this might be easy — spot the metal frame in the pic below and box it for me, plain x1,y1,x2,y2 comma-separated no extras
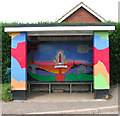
28,81,93,95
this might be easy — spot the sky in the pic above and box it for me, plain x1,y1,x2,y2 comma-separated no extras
0,0,119,23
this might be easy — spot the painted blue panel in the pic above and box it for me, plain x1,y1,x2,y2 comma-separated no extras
94,35,109,50
11,57,27,83
11,32,27,48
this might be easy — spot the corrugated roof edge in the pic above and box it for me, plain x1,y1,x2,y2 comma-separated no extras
4,23,116,27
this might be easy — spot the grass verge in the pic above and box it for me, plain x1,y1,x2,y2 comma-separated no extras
1,83,13,101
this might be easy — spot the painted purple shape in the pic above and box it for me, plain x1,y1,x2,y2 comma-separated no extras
28,66,93,76
28,67,57,75
36,69,57,75
28,68,31,72
64,66,93,75
64,66,80,75
86,66,93,73
28,68,57,75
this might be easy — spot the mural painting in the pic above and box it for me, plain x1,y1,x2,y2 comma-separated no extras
11,32,27,90
93,31,110,89
27,41,93,81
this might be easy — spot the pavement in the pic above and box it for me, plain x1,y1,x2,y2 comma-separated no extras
1,86,119,115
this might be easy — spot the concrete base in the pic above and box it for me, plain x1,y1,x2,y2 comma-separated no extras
12,90,27,100
94,89,109,99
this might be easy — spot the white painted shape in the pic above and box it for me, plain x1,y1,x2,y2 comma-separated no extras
5,26,115,32
54,65,67,68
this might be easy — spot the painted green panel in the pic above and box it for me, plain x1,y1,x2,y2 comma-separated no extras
28,72,56,81
65,73,93,81
94,31,109,39
28,72,93,81
94,73,109,89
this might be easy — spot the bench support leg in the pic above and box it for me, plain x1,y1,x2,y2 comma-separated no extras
70,84,72,93
49,84,51,94
28,84,30,96
91,84,92,93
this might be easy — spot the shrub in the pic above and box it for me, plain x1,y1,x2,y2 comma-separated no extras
109,23,120,86
2,83,13,101
2,23,11,83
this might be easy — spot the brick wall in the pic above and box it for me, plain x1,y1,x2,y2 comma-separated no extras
63,7,101,23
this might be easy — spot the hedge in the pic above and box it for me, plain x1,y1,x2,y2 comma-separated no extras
109,23,120,85
2,23,11,83
1,22,120,86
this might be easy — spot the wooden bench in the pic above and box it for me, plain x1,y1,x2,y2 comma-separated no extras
28,81,93,94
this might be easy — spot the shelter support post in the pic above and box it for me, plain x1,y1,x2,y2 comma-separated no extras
10,32,27,100
93,31,110,99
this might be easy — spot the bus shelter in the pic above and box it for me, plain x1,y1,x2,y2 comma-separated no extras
4,23,115,100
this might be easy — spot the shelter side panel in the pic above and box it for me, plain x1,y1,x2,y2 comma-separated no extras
11,32,27,90
93,31,110,89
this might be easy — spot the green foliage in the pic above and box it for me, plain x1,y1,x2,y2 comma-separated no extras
2,23,11,83
109,23,120,86
2,83,13,101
